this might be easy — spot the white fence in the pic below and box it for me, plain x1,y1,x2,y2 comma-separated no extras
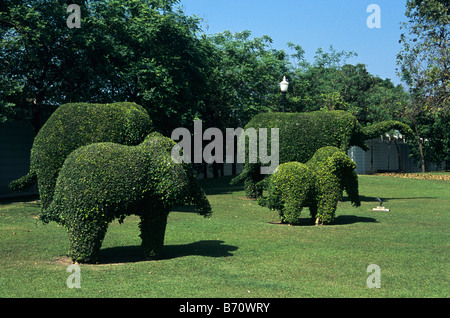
348,138,416,174
348,137,445,174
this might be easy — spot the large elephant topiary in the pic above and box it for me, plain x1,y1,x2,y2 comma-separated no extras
9,102,153,221
47,132,212,263
259,146,360,225
232,110,413,198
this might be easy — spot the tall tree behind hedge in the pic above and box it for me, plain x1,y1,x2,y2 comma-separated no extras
0,0,207,135
195,30,290,177
397,0,449,172
1,0,91,133
200,30,290,128
286,46,409,126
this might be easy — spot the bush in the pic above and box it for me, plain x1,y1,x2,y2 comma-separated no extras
233,110,366,198
245,111,367,162
48,132,212,263
260,162,316,225
233,110,413,198
10,102,153,220
259,146,360,225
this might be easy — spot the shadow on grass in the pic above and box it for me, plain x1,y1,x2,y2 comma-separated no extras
269,215,378,227
343,195,438,204
198,176,244,196
98,240,238,264
333,215,378,225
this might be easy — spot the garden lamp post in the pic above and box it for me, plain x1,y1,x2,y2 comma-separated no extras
280,76,289,112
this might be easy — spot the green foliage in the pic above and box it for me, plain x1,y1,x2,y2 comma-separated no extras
245,110,368,162
48,132,212,263
234,110,367,198
285,47,411,125
200,30,290,128
9,102,153,217
396,0,449,171
8,171,37,192
362,120,415,140
398,0,449,114
407,114,450,170
260,162,315,225
0,0,207,134
429,116,450,167
235,110,413,198
260,147,360,225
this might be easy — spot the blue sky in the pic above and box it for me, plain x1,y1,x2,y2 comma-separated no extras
180,0,408,85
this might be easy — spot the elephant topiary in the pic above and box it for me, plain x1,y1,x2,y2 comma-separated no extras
258,146,360,225
47,132,212,263
9,102,153,222
232,110,413,198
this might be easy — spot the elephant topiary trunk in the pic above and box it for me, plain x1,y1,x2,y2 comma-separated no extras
259,146,360,225
47,132,212,263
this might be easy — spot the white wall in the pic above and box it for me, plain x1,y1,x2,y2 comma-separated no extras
348,138,432,174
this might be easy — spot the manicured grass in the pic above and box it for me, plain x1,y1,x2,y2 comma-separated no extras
0,175,448,298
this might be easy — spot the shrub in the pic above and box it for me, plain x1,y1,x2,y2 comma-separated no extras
233,110,413,198
48,132,212,263
260,162,316,225
259,146,360,225
9,102,153,221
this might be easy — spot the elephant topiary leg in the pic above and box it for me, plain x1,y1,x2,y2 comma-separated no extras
67,219,109,264
315,195,338,225
244,163,265,199
309,204,318,224
244,178,263,199
139,211,169,259
281,200,304,225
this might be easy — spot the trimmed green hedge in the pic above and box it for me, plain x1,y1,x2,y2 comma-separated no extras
233,110,413,198
48,132,212,263
243,111,368,163
259,146,360,225
9,102,153,221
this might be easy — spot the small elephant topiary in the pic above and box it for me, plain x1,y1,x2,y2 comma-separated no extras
47,132,212,263
259,146,360,225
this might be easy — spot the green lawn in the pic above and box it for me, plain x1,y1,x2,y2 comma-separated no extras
0,175,448,298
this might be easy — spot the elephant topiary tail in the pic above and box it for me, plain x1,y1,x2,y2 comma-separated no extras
8,171,37,191
189,178,212,218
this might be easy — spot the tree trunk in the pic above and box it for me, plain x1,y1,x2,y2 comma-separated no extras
394,139,402,172
370,139,374,174
212,161,219,178
387,138,391,171
418,139,426,173
30,100,41,135
413,121,426,173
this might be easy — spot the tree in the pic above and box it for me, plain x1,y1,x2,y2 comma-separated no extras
397,0,450,172
1,0,91,133
0,0,207,135
285,46,387,117
201,30,289,128
197,30,290,177
363,79,410,172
